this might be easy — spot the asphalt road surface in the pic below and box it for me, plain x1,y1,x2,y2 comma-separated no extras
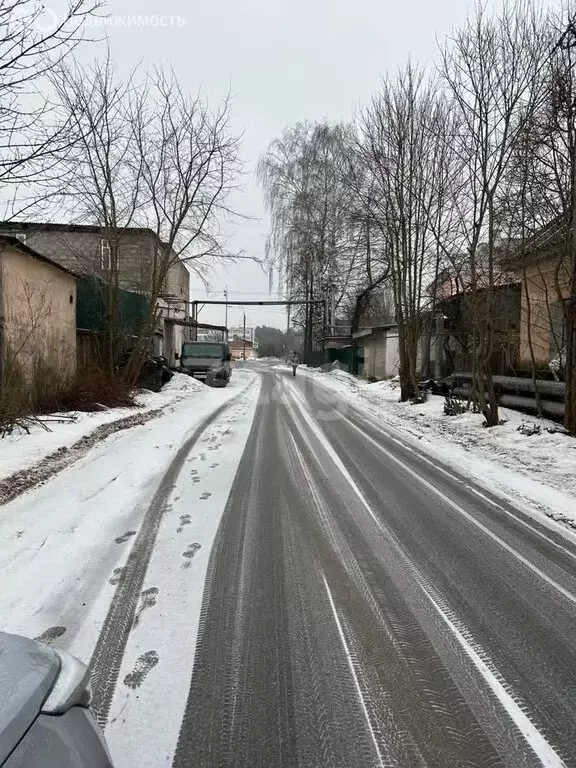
172,367,576,768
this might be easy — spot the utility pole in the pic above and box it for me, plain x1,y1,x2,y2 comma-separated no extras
224,287,228,328
330,283,336,336
243,311,246,360
192,301,198,341
286,301,291,356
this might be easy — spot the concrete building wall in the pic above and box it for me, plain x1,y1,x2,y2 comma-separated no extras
162,321,195,367
1,229,157,294
0,245,76,386
230,338,255,360
0,227,191,364
0,225,191,301
165,258,190,303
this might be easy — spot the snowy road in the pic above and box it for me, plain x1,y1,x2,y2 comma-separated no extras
173,367,576,768
2,364,576,767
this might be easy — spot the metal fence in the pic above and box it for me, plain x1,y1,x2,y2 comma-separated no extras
76,277,148,333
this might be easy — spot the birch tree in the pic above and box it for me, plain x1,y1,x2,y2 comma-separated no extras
258,122,360,355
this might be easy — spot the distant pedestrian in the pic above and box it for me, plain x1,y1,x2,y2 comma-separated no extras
289,352,299,377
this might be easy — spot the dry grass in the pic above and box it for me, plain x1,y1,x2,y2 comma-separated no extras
58,368,136,412
1,353,136,436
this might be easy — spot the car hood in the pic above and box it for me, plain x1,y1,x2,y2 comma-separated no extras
0,632,60,763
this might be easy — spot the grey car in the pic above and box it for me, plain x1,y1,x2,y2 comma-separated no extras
0,632,113,767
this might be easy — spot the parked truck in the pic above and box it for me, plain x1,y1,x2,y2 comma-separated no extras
176,341,232,387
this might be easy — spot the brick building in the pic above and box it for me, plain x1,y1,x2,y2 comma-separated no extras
0,223,192,365
230,335,256,360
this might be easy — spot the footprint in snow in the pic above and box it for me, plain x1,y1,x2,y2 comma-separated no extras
210,463,219,469
199,492,212,500
182,543,201,568
132,587,159,628
177,514,191,533
115,530,136,544
35,626,66,645
192,476,201,484
123,650,159,689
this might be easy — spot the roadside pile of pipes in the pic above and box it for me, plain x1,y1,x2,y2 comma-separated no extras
450,373,565,422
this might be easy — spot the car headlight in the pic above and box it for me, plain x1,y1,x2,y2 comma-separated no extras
41,649,92,714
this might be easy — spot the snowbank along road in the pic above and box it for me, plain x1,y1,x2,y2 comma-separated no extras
2,363,576,768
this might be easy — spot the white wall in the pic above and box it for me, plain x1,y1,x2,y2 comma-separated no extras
363,329,400,379
385,329,400,378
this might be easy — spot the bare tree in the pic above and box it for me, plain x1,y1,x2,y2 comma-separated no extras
49,61,242,383
358,65,451,400
50,54,144,375
440,0,550,425
125,70,242,381
506,7,576,435
339,148,391,335
0,0,100,215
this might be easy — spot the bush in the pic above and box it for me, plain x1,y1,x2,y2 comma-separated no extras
0,353,32,436
444,396,470,416
411,387,428,405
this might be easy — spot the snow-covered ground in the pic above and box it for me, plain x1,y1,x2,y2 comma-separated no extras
299,367,576,529
104,381,260,768
0,371,259,660
0,373,206,482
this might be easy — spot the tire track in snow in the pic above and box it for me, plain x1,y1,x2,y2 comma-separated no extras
88,380,256,728
287,373,570,766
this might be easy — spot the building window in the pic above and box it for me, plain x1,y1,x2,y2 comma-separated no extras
100,239,118,271
100,239,111,270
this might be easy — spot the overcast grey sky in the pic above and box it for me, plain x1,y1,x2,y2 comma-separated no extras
83,0,556,329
